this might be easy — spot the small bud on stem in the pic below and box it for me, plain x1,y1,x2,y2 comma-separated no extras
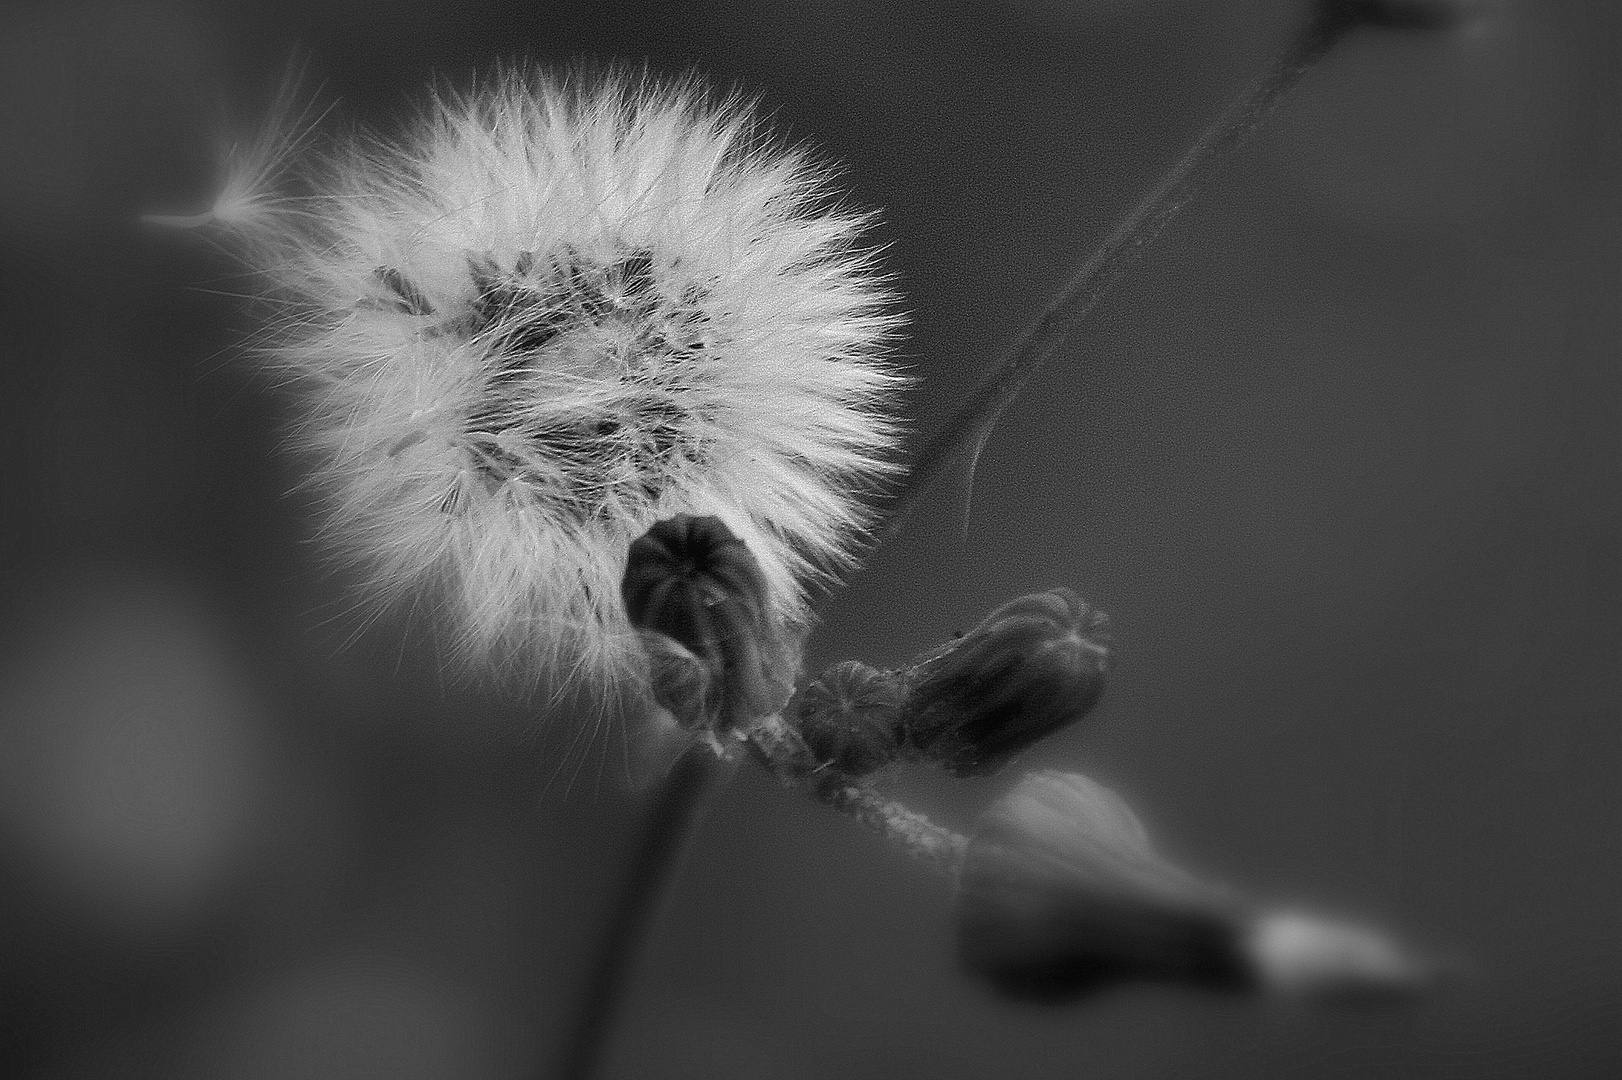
900,589,1111,776
623,515,797,730
787,660,907,776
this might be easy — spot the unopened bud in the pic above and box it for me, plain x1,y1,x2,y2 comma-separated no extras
787,660,906,777
900,589,1110,777
955,771,1252,1001
622,515,794,728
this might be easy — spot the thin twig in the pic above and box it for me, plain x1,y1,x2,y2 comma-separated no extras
876,7,1359,544
744,713,970,871
553,743,736,1080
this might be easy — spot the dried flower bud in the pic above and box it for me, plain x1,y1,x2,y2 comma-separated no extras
623,515,795,728
900,589,1110,777
787,660,906,776
955,771,1253,1001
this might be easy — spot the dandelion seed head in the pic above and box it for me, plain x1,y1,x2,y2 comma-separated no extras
228,70,902,694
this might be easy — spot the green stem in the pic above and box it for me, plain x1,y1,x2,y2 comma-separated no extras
877,8,1358,543
553,743,735,1080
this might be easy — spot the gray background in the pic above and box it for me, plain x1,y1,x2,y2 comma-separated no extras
0,0,1617,1077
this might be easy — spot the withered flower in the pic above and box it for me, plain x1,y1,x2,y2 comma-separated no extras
955,771,1252,1001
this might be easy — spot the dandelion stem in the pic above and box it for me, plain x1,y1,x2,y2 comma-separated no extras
554,742,735,1080
878,6,1360,543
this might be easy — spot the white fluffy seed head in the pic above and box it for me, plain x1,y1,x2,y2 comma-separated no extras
222,69,904,694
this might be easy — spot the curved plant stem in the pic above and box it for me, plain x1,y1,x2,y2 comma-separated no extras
554,743,736,1080
876,7,1360,544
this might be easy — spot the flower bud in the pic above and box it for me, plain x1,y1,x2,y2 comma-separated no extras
622,515,795,728
955,771,1254,1001
787,660,906,777
900,589,1110,777
957,771,1435,1005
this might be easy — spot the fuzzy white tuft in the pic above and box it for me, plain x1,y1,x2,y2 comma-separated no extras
144,59,328,232
223,70,903,692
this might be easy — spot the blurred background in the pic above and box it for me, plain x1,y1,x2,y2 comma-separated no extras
0,0,1617,1076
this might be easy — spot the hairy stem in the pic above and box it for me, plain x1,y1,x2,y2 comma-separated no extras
554,743,735,1080
815,779,968,871
877,7,1359,543
744,714,969,871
